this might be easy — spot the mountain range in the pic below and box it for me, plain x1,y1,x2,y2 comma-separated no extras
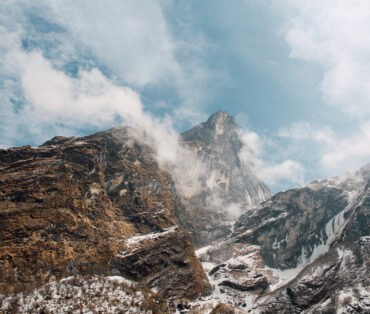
0,111,368,313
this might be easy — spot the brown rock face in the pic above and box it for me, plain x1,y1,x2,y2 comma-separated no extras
0,127,209,299
210,303,237,314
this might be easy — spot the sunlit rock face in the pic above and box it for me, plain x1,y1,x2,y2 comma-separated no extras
0,127,210,301
179,110,271,247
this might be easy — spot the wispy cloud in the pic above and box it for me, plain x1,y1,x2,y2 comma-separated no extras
278,122,333,144
48,0,180,87
0,0,211,148
46,0,211,124
320,123,370,173
269,0,370,178
278,120,370,177
282,0,370,120
0,49,144,146
239,130,305,187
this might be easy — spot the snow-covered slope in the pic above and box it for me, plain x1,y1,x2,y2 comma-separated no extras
190,164,370,313
252,179,370,313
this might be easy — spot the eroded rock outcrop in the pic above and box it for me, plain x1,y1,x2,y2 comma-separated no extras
0,127,209,301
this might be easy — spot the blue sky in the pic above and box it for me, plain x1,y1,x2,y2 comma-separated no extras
1,0,370,193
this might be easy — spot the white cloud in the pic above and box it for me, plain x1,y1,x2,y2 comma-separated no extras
269,1,370,179
260,160,305,186
282,0,370,119
0,0,211,130
1,49,143,144
278,121,333,143
320,122,370,174
278,120,370,177
46,0,211,123
240,131,262,155
239,130,305,186
48,0,180,88
20,52,143,126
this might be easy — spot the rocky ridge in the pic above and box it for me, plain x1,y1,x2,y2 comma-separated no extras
0,111,369,313
252,179,370,313
0,127,209,308
179,110,271,247
195,163,370,312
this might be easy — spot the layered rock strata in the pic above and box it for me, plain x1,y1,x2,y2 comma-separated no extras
0,127,209,300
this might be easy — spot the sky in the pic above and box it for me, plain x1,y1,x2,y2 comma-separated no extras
1,0,370,193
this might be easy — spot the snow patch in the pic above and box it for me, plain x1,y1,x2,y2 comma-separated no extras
258,187,266,202
115,225,178,259
195,246,212,258
245,190,252,207
267,265,305,291
106,276,135,287
126,225,177,247
336,247,354,260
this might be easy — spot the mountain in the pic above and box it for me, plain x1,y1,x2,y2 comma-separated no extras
0,111,369,313
253,179,370,313
196,163,370,312
232,163,370,270
178,110,271,246
0,127,209,312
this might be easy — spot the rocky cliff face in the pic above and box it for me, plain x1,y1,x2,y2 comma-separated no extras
179,110,271,247
232,164,370,270
0,127,209,304
253,180,370,313
234,184,348,269
194,164,370,312
0,111,369,313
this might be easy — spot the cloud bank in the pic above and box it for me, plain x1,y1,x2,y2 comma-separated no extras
239,131,305,186
283,0,370,119
275,0,370,177
0,0,210,148
5,0,369,195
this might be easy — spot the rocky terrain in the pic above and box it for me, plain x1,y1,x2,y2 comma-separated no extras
179,111,271,247
0,276,170,313
0,127,209,310
196,163,370,313
0,111,369,313
253,179,370,313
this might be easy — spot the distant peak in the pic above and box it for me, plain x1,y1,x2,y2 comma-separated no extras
205,110,239,132
181,110,240,143
206,110,229,123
